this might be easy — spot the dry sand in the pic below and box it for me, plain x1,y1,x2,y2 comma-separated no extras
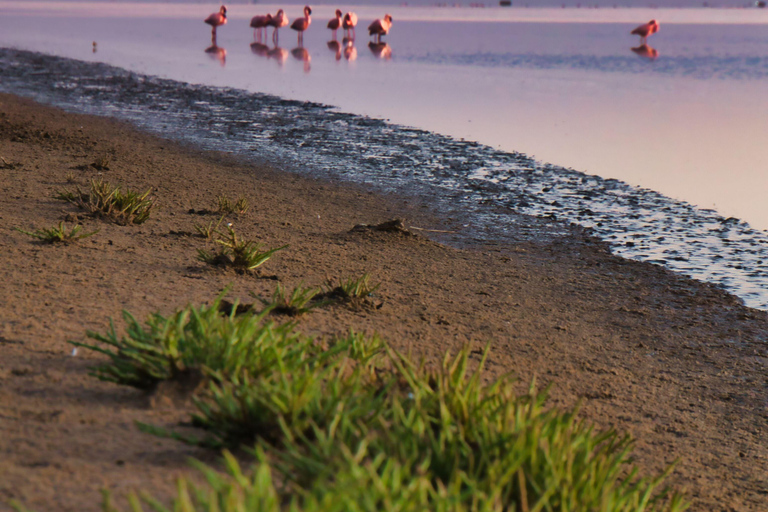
1,92,767,511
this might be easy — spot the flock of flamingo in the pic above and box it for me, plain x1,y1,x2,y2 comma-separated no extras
204,5,392,45
202,5,659,68
202,5,394,69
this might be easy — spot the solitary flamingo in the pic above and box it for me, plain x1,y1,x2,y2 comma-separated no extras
631,19,659,44
342,12,358,39
328,9,342,40
250,13,273,42
269,9,289,44
204,5,227,39
291,5,312,45
368,14,392,43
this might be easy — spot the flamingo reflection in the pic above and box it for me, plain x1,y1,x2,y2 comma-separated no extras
343,38,357,61
368,41,391,60
291,46,311,73
268,45,289,66
631,44,659,60
250,41,270,57
205,44,227,66
327,40,342,61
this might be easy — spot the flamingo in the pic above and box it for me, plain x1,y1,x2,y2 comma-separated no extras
204,5,227,39
342,12,358,39
631,19,659,44
368,14,392,43
269,9,289,44
328,9,342,40
250,13,273,42
291,5,312,45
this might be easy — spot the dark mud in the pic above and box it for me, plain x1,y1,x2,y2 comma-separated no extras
3,47,768,309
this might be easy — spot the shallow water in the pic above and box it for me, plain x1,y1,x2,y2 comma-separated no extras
2,3,768,309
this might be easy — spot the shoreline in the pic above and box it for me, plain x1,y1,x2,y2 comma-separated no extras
1,92,768,510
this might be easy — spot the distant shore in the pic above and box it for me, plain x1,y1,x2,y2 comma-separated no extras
1,92,767,511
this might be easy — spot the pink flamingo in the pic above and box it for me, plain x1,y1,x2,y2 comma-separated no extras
250,13,273,42
269,9,289,44
327,9,342,40
291,5,312,45
342,12,358,39
631,19,659,44
204,5,227,39
368,14,392,43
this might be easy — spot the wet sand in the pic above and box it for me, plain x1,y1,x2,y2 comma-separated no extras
1,92,767,511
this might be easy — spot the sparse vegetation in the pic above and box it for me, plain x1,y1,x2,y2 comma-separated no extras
69,294,302,391
193,214,225,239
91,154,111,171
197,224,286,272
128,326,686,512
217,195,249,215
15,222,98,244
56,178,155,225
256,282,325,316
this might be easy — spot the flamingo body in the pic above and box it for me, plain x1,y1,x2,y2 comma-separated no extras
269,9,289,43
291,5,312,44
368,14,392,43
342,12,358,38
630,19,659,42
204,6,227,29
250,14,273,30
328,9,342,31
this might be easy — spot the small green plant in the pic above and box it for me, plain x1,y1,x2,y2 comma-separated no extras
217,195,249,215
65,172,77,183
256,283,325,316
197,225,286,272
69,294,303,391
320,273,381,306
56,178,155,225
193,214,225,239
91,154,110,170
15,222,98,244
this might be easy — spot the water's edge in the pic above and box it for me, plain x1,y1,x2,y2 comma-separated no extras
3,48,768,309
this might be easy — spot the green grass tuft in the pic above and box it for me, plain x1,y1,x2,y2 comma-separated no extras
56,178,155,225
256,282,326,316
217,195,249,215
70,297,687,512
193,215,225,239
326,273,381,300
15,222,98,244
197,225,286,272
69,294,303,390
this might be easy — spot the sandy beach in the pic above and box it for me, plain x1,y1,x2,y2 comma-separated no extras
1,92,768,510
